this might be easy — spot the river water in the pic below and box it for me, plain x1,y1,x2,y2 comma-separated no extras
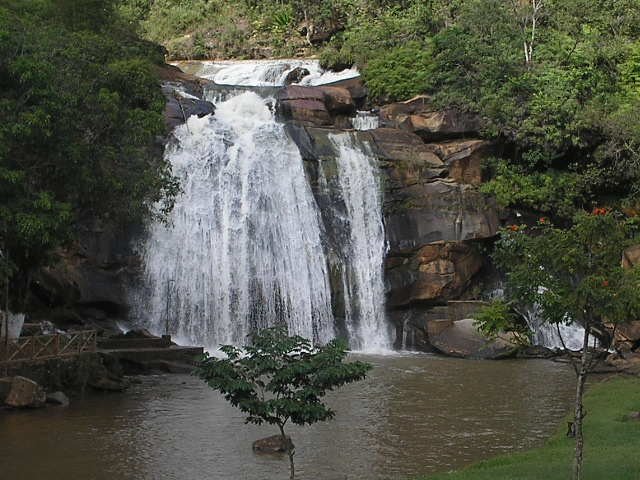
0,355,575,480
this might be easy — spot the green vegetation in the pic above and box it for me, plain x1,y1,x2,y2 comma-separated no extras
473,300,530,347
0,0,177,309
195,326,372,479
421,376,640,480
492,211,640,479
121,0,640,217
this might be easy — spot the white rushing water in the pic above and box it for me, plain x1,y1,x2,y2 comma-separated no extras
489,286,585,351
329,133,391,352
135,92,335,349
173,59,359,87
524,305,586,351
351,111,380,131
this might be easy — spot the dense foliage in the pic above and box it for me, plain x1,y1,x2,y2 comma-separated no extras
473,299,530,347
123,0,640,218
0,0,177,307
196,326,371,479
493,211,640,479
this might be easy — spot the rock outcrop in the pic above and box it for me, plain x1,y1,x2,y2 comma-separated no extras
30,225,139,332
380,95,480,141
429,319,518,359
280,84,499,351
4,376,47,408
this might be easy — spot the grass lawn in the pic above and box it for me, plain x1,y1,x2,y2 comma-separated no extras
421,376,640,480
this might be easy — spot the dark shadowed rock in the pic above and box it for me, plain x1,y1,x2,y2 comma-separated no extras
0,377,12,403
387,241,483,307
385,180,499,251
252,435,294,454
284,67,310,85
380,95,480,141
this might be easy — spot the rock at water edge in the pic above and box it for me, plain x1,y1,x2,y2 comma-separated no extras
252,435,294,454
5,376,47,408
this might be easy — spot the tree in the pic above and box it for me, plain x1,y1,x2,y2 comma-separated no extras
195,327,372,479
493,211,640,480
0,1,178,310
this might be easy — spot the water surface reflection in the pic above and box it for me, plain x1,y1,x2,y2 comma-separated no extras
0,355,575,480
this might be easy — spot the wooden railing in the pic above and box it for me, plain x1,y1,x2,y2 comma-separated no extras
0,330,97,365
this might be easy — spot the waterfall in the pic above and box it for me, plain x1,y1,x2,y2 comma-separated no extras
174,59,360,87
351,111,379,131
488,286,585,351
524,306,586,351
329,133,391,351
134,92,335,350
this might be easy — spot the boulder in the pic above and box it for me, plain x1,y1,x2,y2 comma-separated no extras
430,319,518,359
277,86,332,126
380,95,479,141
629,411,640,421
426,139,490,185
387,241,483,307
323,76,367,106
4,376,47,408
46,391,70,407
409,110,480,142
252,434,294,454
370,128,443,166
318,86,355,115
284,67,310,85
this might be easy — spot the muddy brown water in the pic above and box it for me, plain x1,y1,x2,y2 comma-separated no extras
0,354,576,480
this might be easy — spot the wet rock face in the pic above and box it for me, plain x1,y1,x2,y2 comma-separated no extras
30,225,140,331
284,88,499,352
386,242,483,308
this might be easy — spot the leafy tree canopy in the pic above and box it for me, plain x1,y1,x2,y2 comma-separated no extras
0,0,178,307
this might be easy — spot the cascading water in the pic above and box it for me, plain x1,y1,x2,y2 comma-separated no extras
351,111,380,131
489,286,585,351
524,306,586,351
329,133,391,351
174,59,360,87
134,92,335,349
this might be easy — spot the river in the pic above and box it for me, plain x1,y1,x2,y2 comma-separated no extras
0,354,575,480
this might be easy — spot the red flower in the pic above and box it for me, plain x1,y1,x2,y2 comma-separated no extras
538,217,548,224
592,207,608,216
602,280,609,287
507,225,520,232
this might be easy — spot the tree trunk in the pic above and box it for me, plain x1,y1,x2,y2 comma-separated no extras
572,324,590,480
278,424,295,479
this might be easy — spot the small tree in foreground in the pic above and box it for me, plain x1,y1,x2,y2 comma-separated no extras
493,211,640,480
195,327,372,479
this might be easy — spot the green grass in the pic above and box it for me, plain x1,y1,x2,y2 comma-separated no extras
421,376,640,480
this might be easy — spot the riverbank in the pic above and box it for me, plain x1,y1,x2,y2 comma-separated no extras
421,376,640,480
